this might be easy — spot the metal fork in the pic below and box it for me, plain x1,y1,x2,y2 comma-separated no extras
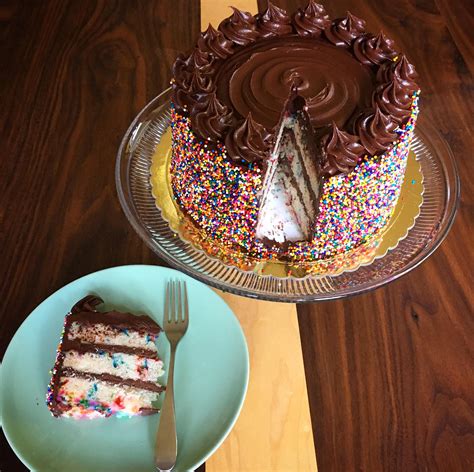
155,280,189,471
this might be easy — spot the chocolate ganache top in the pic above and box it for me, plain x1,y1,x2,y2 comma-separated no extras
171,1,419,175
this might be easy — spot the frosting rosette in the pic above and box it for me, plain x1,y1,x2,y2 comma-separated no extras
325,11,366,47
321,123,365,176
225,113,272,163
292,1,330,37
218,7,259,46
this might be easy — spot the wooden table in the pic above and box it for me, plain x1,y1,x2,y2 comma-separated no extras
1,1,472,470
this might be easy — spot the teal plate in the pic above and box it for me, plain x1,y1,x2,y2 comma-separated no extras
0,265,249,471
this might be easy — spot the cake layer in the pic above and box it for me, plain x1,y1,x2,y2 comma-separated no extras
62,350,165,382
68,321,158,352
54,375,160,418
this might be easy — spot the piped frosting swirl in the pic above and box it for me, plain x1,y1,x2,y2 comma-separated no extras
377,54,418,93
218,7,259,46
356,105,398,155
225,113,272,163
197,24,234,59
190,93,233,141
172,69,216,111
292,1,330,37
321,124,365,176
256,2,293,38
325,12,366,47
353,32,398,66
373,75,414,123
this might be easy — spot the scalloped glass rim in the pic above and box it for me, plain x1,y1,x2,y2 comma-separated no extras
116,89,460,303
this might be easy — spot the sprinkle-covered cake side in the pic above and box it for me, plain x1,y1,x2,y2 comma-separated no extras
47,296,165,419
171,92,419,262
167,1,421,265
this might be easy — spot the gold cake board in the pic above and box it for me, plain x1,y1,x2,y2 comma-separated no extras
202,2,317,471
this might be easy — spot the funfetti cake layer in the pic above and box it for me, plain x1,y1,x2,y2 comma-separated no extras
47,295,165,419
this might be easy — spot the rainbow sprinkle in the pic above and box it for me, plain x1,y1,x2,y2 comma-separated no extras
170,92,420,263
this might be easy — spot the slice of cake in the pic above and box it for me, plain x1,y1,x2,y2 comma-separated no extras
256,86,323,245
47,295,165,419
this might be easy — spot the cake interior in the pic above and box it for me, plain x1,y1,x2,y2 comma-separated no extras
47,296,165,419
256,90,322,244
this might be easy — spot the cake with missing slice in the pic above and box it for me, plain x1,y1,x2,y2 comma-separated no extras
47,296,165,418
169,1,420,265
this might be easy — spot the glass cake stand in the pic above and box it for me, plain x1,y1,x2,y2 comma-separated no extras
116,89,460,302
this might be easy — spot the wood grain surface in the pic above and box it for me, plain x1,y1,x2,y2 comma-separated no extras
1,0,473,471
209,293,317,471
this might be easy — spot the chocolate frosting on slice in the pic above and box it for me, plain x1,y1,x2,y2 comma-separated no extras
256,2,293,38
67,295,162,335
225,112,272,163
68,310,161,335
292,1,330,37
353,32,398,66
61,368,165,393
321,123,365,176
218,7,259,46
71,295,103,314
324,11,366,47
62,339,160,359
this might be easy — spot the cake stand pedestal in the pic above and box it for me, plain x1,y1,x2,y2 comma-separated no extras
116,2,459,470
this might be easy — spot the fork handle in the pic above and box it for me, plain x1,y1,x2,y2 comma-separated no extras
155,342,177,471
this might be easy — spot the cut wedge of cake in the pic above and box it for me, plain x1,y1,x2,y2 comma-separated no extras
256,86,323,245
47,295,165,418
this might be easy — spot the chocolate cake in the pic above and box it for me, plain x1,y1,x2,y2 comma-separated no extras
169,1,420,264
47,296,165,418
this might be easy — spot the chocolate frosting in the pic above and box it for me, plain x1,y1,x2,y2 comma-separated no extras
225,112,272,163
67,295,162,335
61,368,165,393
191,93,233,141
373,75,413,123
321,123,365,176
222,37,373,130
170,2,420,176
356,105,398,155
198,24,234,59
218,7,259,46
185,48,215,75
256,2,293,38
62,339,160,359
376,54,418,93
172,68,216,112
292,1,330,37
353,32,398,66
325,11,366,47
